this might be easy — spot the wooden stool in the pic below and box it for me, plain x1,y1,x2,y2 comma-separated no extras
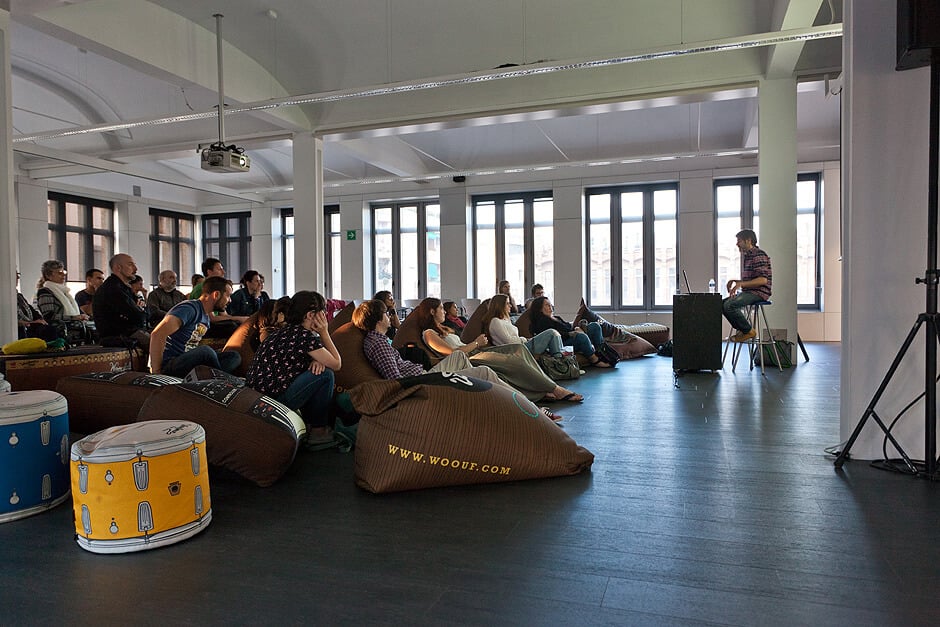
722,300,783,375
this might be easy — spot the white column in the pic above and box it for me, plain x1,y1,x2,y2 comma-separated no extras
439,185,470,302
821,163,842,341
292,133,324,292
249,205,274,294
841,0,932,459
339,195,368,300
116,201,152,281
551,180,584,317
0,7,15,342
15,182,49,299
758,77,798,355
678,171,717,295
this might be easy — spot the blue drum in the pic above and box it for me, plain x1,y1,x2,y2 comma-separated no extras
0,390,71,523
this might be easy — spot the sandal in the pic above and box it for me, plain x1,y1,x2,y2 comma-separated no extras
539,407,564,422
557,391,583,403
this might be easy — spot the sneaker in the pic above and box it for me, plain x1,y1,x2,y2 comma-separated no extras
731,328,757,343
539,407,564,422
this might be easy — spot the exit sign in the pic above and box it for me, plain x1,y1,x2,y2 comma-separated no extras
346,230,356,241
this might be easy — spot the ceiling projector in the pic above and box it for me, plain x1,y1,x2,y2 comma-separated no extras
200,146,250,173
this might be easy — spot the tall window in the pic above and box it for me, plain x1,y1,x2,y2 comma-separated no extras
47,192,114,288
472,192,553,299
371,201,440,301
202,212,250,282
714,174,820,308
585,183,677,309
324,205,341,298
281,208,294,295
150,209,195,285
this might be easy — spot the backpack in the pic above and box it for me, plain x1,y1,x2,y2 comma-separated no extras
535,353,582,380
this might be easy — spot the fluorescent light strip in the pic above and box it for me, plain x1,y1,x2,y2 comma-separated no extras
14,25,841,143
321,148,760,188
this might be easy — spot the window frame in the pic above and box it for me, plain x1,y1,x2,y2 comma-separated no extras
370,200,440,301
583,182,678,310
281,207,294,295
713,173,821,309
149,208,195,284
201,212,251,282
324,204,340,298
470,191,554,299
47,191,115,278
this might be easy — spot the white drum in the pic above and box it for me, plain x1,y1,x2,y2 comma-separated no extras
70,420,211,554
0,390,71,523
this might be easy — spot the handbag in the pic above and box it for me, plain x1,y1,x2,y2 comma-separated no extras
597,341,621,365
535,352,582,380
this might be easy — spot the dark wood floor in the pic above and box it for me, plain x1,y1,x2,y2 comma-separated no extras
4,343,940,626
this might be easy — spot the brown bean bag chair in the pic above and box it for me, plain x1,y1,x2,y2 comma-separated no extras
514,305,534,338
615,322,671,348
460,298,490,344
390,310,441,366
137,381,305,488
183,365,246,386
351,373,595,493
572,299,668,354
222,320,257,376
328,301,358,333
56,371,182,434
331,322,383,390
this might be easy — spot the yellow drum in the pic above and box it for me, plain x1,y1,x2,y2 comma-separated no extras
70,420,211,554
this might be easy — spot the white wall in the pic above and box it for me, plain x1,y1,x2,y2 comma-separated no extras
840,0,932,460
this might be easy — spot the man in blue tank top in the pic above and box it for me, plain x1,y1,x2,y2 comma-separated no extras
148,275,241,377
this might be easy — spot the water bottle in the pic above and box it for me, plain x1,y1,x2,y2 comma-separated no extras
708,278,716,294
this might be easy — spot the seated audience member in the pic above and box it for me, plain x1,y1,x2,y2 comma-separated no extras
148,276,241,377
189,258,247,335
74,268,105,317
189,258,225,300
15,270,56,341
524,283,545,309
93,253,150,350
373,290,401,339
483,294,565,357
186,273,204,299
497,279,525,314
441,300,467,332
228,270,270,317
529,296,613,368
34,259,91,339
246,291,341,448
147,270,186,325
414,298,581,403
353,299,568,420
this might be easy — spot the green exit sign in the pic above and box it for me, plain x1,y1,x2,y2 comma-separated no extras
346,230,356,241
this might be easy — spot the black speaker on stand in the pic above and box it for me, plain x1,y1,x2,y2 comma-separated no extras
835,1,940,476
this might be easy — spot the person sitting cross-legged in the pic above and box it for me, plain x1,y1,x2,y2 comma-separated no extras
149,275,242,377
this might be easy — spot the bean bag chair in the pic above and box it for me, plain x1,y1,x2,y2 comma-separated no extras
137,381,305,488
331,322,383,390
350,373,595,493
222,320,257,376
183,365,246,386
328,301,357,333
56,371,182,434
459,298,490,344
390,310,440,366
514,305,534,338
572,299,664,358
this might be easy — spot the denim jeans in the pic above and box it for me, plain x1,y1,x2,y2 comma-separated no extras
525,329,563,357
571,321,605,358
275,369,335,428
163,345,241,377
722,291,764,333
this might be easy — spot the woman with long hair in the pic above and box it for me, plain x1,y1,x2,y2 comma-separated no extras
441,300,466,332
228,270,271,317
529,296,613,368
497,280,523,313
246,291,342,449
414,297,583,403
483,294,564,357
353,300,570,418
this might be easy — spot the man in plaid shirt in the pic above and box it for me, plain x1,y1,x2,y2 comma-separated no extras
724,229,772,343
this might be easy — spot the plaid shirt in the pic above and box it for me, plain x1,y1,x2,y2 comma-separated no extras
742,246,772,300
362,330,425,379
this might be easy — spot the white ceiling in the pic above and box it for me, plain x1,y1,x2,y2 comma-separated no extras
8,0,843,208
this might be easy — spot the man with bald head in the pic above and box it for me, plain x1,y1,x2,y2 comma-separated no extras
147,269,186,325
93,253,150,351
